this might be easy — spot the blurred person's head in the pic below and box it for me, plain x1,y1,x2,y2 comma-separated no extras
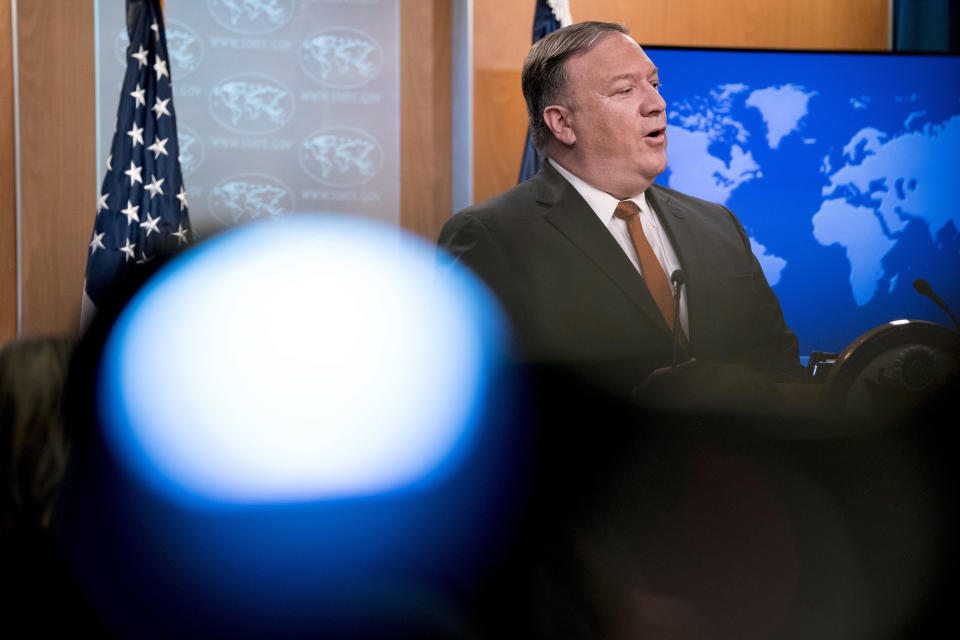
1,336,75,534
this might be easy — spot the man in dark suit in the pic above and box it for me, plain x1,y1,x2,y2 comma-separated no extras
439,23,807,637
439,21,802,399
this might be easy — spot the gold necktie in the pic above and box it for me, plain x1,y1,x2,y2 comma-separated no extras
613,199,676,330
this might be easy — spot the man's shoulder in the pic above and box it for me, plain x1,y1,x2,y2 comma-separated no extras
455,174,545,222
439,173,551,247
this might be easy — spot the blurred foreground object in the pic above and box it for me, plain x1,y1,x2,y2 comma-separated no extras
0,336,106,634
1,336,74,533
62,215,525,638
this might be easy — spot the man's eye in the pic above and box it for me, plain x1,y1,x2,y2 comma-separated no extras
653,82,663,92
618,87,632,94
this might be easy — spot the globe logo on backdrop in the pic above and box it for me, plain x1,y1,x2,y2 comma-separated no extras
299,127,384,187
176,123,205,176
114,20,204,78
207,0,295,35
300,28,383,89
209,173,295,226
208,74,295,135
164,21,205,78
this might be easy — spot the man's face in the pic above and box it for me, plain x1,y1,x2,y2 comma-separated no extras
563,33,667,197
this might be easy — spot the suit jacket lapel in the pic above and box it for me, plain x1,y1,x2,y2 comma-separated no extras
646,185,704,347
534,164,674,338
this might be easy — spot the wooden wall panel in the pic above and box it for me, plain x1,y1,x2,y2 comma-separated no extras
1,0,16,343
16,0,96,337
473,69,529,211
400,0,451,242
567,0,889,50
473,0,890,205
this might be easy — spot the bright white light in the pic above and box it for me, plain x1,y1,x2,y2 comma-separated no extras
98,215,506,504
889,319,911,326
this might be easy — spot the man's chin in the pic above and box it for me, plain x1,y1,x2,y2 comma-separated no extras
639,160,668,185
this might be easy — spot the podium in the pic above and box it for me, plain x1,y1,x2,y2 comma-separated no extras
811,319,959,426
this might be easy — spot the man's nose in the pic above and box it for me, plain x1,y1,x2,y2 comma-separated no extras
641,84,666,115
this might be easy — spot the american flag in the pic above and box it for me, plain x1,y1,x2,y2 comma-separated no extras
82,0,191,322
517,0,572,183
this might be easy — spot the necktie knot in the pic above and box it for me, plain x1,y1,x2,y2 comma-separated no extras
613,200,640,220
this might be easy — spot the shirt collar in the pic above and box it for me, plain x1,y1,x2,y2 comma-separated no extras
548,158,652,227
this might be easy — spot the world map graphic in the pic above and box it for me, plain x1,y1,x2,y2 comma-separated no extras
650,48,960,354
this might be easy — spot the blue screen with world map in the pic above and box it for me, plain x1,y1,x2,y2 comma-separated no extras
646,46,960,355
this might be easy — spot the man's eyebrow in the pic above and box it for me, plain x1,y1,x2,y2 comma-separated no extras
606,68,660,83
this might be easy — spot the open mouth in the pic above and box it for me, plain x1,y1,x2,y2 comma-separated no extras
646,127,666,139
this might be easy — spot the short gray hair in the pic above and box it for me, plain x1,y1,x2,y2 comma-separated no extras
521,21,629,151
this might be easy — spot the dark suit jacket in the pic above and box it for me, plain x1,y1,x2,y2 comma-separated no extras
438,162,802,397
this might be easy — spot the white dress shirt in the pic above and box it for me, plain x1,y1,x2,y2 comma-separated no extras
548,158,689,337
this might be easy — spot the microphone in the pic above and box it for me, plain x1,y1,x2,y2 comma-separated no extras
913,278,960,332
671,269,686,367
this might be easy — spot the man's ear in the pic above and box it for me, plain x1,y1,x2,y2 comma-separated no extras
543,105,575,146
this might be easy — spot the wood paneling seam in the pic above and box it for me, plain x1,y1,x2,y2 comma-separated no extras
11,0,21,336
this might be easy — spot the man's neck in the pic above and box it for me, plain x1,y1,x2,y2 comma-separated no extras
546,152,652,200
